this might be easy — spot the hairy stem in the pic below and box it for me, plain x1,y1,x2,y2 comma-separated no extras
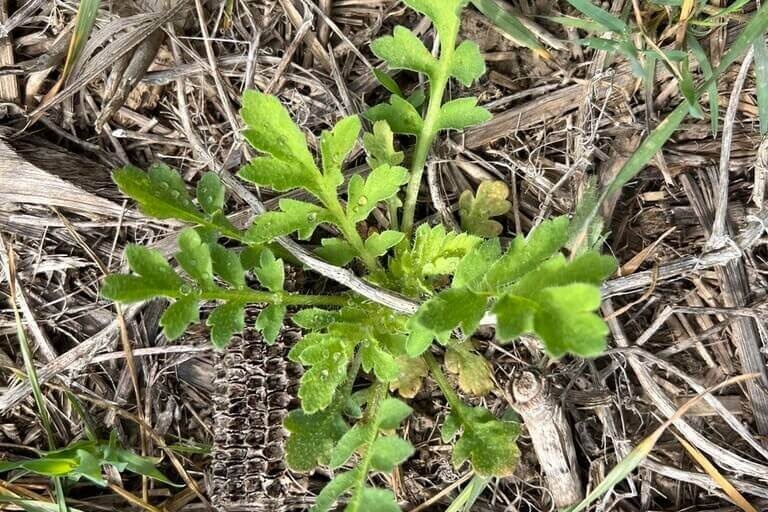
195,288,349,306
423,351,463,412
326,199,380,272
401,25,459,238
348,383,387,510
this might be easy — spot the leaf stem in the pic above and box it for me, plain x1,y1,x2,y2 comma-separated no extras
196,288,349,307
347,383,387,511
401,25,459,238
423,351,463,413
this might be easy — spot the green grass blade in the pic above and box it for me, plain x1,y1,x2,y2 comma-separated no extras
471,0,548,57
61,0,101,80
445,475,491,512
686,33,719,136
566,0,628,33
753,36,768,135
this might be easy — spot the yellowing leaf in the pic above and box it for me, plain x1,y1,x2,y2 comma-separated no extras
389,356,428,398
459,181,511,237
445,344,494,396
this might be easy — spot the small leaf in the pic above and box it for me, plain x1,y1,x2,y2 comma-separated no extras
196,172,225,215
445,345,494,396
361,341,400,382
450,40,486,86
491,293,536,340
471,0,548,55
209,243,246,289
377,398,413,430
238,157,323,198
365,95,424,135
246,199,332,243
454,238,502,289
125,244,183,290
311,469,359,512
160,296,199,340
373,69,404,97
316,238,356,266
253,249,284,292
364,121,404,169
330,424,373,468
292,308,339,330
451,406,520,477
403,0,465,41
566,0,628,33
354,487,400,512
175,228,214,289
240,90,316,170
370,436,414,472
459,181,511,237
285,405,348,471
364,230,404,257
405,324,434,357
321,115,361,187
371,26,438,76
256,304,286,344
389,356,428,398
207,301,245,349
112,165,204,224
347,164,409,222
413,287,487,338
298,336,353,413
438,97,492,131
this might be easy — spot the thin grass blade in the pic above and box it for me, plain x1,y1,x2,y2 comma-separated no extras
471,0,550,58
753,35,768,135
686,33,719,136
61,0,101,80
566,0,628,33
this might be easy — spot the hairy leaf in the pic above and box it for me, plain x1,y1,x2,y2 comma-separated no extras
450,406,520,477
240,90,316,170
403,0,466,40
370,436,414,472
364,121,404,169
438,97,492,131
285,406,348,472
364,230,404,257
389,356,428,398
298,336,353,413
238,156,323,198
209,243,246,289
450,40,486,86
331,424,373,468
459,181,511,237
365,95,424,135
454,238,502,289
445,344,494,396
291,308,339,330
377,397,413,429
371,26,438,76
347,164,409,222
316,238,356,266
253,249,284,292
176,228,214,289
361,340,400,382
160,296,199,340
113,165,203,223
256,304,286,344
312,469,359,512
246,199,332,243
196,172,225,215
413,287,486,339
207,301,245,349
321,115,361,187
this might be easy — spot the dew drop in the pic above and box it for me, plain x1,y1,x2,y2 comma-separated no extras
357,196,368,206
180,284,192,294
320,369,330,378
307,212,318,222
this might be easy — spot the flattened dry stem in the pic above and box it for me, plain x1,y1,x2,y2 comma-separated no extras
512,371,583,508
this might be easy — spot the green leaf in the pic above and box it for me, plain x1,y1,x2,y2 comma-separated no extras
437,97,492,131
364,121,404,169
109,446,177,486
371,26,438,76
112,165,204,224
454,238,502,289
389,356,428,398
459,180,511,237
256,304,286,344
364,231,404,257
369,436,414,472
509,251,616,296
196,172,225,215
298,336,353,413
175,228,214,289
160,296,199,340
209,243,246,289
253,249,284,292
312,469,359,512
292,308,339,330
403,0,465,40
347,164,409,222
450,40,486,86
451,406,520,477
405,324,435,357
102,275,172,303
372,69,404,97
240,90,316,170
361,341,399,382
316,238,356,266
755,36,768,136
534,283,608,357
365,95,424,135
445,344,494,396
491,294,536,340
377,398,413,430
483,216,570,292
321,115,361,186
353,487,400,512
472,0,548,54
413,287,487,337
566,0,628,33
238,157,323,198
686,34,718,136
207,301,245,349
285,406,348,472
246,199,332,243
330,424,373,468
126,244,183,290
